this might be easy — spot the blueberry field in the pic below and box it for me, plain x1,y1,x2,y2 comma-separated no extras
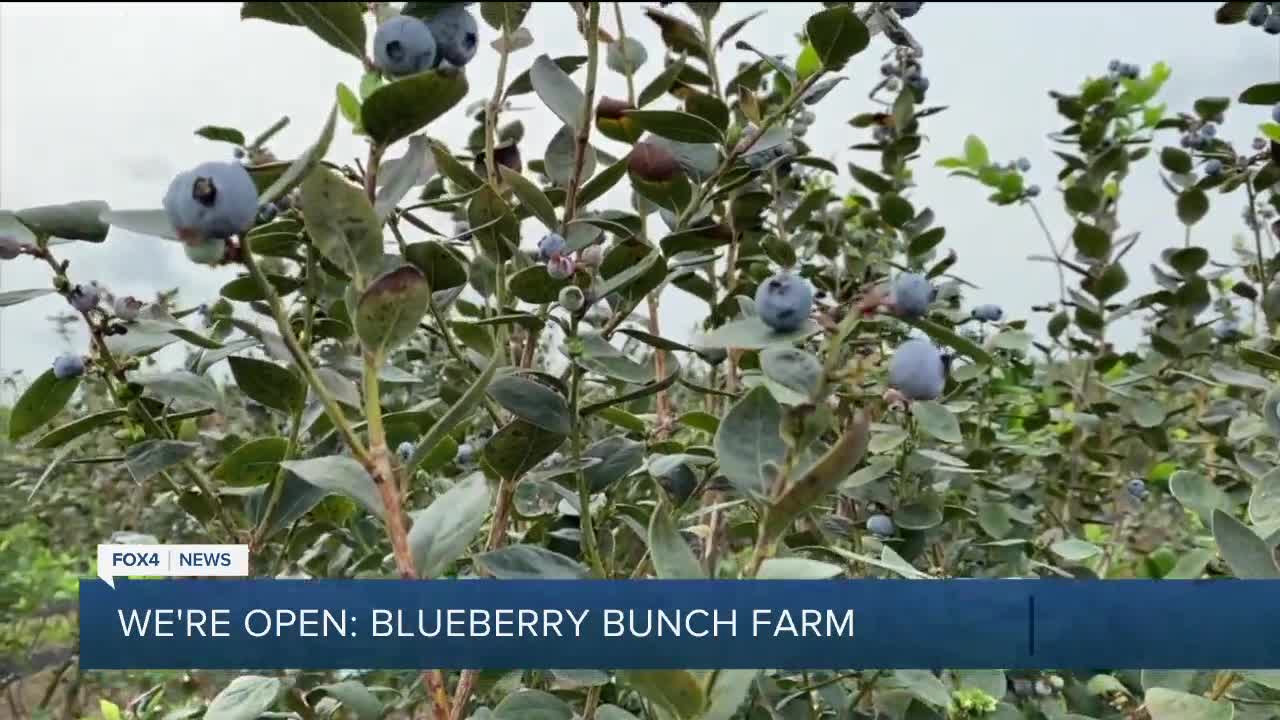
6,1,1280,719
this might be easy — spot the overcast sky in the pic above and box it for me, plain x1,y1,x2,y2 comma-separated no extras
1,2,1277,400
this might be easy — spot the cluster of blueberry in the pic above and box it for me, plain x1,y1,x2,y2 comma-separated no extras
48,283,147,379
535,232,606,312
878,57,930,99
397,437,480,467
1247,2,1280,34
372,5,479,77
1106,59,1141,81
1011,675,1065,698
1179,121,1219,151
1126,478,1149,502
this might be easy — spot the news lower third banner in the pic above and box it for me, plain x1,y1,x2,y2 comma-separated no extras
79,579,1280,670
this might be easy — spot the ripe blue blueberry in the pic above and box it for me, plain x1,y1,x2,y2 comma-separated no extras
755,272,814,332
880,62,897,77
1126,479,1148,499
1250,2,1270,25
397,441,415,463
52,353,85,380
1121,63,1140,79
113,296,143,321
1201,123,1217,138
0,235,22,260
1204,159,1223,176
256,202,278,224
547,254,575,280
1107,59,1121,72
888,338,947,401
538,232,566,260
1025,184,1041,197
908,75,930,92
971,304,1003,322
425,4,478,68
164,161,259,241
457,442,475,464
1268,13,1280,33
68,283,101,312
1016,157,1031,172
889,273,933,319
373,15,438,77
894,2,924,19
867,514,895,537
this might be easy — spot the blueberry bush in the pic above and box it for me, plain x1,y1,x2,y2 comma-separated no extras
7,1,1280,719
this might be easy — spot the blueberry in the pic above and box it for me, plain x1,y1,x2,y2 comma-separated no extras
163,161,259,241
456,442,475,464
1204,159,1223,176
1256,137,1269,151
425,4,479,68
0,235,22,260
1016,157,1031,172
754,272,814,332
1126,479,1147,499
880,62,897,77
373,15,438,76
867,514,895,537
558,285,585,312
1250,2,1270,25
971,304,1003,322
1122,63,1140,79
578,244,604,268
233,147,246,160
546,254,575,280
113,296,143,321
1025,184,1041,197
184,237,228,266
52,353,85,380
1201,123,1217,138
397,441,415,462
1180,133,1194,148
908,75,930,92
538,232,567,260
885,77,901,92
256,202,278,224
890,272,933,319
894,2,924,18
1107,59,1121,73
1215,318,1241,341
888,338,947,401
68,283,101,312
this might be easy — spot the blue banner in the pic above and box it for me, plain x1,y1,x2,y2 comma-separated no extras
79,578,1280,670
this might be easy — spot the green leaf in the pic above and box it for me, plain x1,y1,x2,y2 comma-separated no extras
215,437,289,487
17,201,110,242
500,166,558,229
221,274,301,302
695,316,821,350
1170,470,1230,527
493,690,574,720
1050,538,1102,562
508,264,571,304
702,671,756,720
1241,347,1280,372
132,370,223,411
1249,467,1280,528
228,356,305,414
715,386,786,498
469,185,521,261
409,472,492,578
1064,185,1101,213
1090,263,1128,301
375,134,428,218
1176,188,1209,226
405,240,469,294
1161,147,1192,173
892,670,951,709
204,675,281,720
0,288,55,307
617,671,705,720
583,436,645,492
474,544,588,578
311,682,383,720
261,105,337,205
487,374,571,435
599,243,666,301
281,456,385,520
911,401,961,443
124,440,199,482
757,557,842,579
242,2,366,59
1144,688,1234,720
1073,222,1111,259
32,410,127,450
1166,548,1215,579
299,165,384,282
639,57,687,107
803,5,869,71
879,193,914,228
356,265,432,355
578,333,652,384
482,419,566,479
531,54,586,133
759,346,822,400
480,1,531,31
1213,509,1280,578
649,501,703,579
963,135,989,168
624,110,723,144
407,347,503,472
607,36,649,75
576,152,631,208
428,139,485,191
363,70,469,145
195,125,246,145
9,369,79,441
1240,82,1280,105
336,82,362,130
507,55,586,98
